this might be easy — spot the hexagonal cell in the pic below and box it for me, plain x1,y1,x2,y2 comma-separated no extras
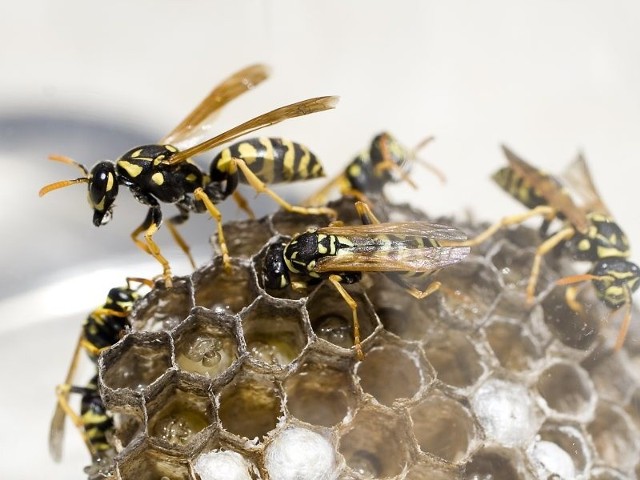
264,427,341,480
541,286,601,350
132,279,193,332
218,372,282,441
357,344,427,407
587,402,640,472
193,261,257,314
436,257,502,327
488,239,538,290
101,332,172,391
582,347,638,404
405,462,461,480
146,380,214,449
536,361,596,420
463,447,526,480
242,298,309,367
215,217,273,258
116,442,191,480
366,273,440,342
528,422,590,478
423,330,484,390
194,448,260,480
307,283,379,356
471,378,542,448
410,391,475,463
284,360,357,427
114,413,145,451
485,319,541,372
269,210,332,238
173,312,239,379
338,407,414,478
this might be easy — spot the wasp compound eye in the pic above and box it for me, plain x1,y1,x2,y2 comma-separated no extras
89,162,118,226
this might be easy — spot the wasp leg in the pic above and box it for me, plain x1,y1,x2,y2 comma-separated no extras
328,275,364,360
374,160,418,189
354,200,382,225
49,331,85,461
233,159,337,218
131,206,173,288
526,226,575,304
126,276,155,289
232,190,256,219
166,204,196,269
453,205,557,248
404,280,442,299
302,170,349,206
193,188,232,273
564,285,584,314
54,383,98,458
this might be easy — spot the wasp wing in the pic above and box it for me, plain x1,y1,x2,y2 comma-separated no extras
48,403,67,462
166,96,339,165
560,152,612,217
162,64,269,146
161,64,270,149
501,144,590,234
314,222,470,273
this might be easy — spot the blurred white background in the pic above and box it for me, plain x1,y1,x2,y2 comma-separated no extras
1,1,639,478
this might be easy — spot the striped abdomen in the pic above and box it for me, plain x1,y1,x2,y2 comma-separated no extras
215,137,325,184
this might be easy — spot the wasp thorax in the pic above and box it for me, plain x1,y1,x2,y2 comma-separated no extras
89,162,118,226
285,231,321,273
570,214,630,262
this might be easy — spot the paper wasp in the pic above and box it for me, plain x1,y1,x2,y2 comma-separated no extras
459,145,639,350
262,201,469,359
304,132,444,206
39,64,338,287
49,278,150,462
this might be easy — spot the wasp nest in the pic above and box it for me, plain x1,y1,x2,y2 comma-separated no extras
92,197,640,480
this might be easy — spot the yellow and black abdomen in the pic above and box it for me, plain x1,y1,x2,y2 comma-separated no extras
492,166,550,211
216,137,325,184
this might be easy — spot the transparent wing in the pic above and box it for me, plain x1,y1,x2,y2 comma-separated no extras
314,243,470,273
560,152,611,216
314,221,469,273
166,96,339,165
318,221,468,242
501,144,590,233
161,64,270,148
48,403,67,462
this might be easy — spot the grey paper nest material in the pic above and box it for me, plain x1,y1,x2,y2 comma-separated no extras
93,198,640,480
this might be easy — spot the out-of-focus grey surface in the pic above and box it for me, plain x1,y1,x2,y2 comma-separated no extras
1,1,640,479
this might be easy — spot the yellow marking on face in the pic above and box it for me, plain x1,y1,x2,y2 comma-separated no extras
106,172,115,192
119,160,143,178
151,172,164,185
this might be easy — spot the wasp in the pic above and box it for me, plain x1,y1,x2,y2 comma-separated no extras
49,278,150,462
262,201,469,359
458,145,639,350
39,64,338,287
304,132,444,206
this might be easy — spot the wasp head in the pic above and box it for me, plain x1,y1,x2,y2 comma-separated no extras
88,162,119,226
590,258,640,309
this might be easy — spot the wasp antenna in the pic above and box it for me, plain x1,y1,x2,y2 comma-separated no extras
613,287,633,351
556,273,601,286
411,135,436,154
48,154,90,176
39,178,89,197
